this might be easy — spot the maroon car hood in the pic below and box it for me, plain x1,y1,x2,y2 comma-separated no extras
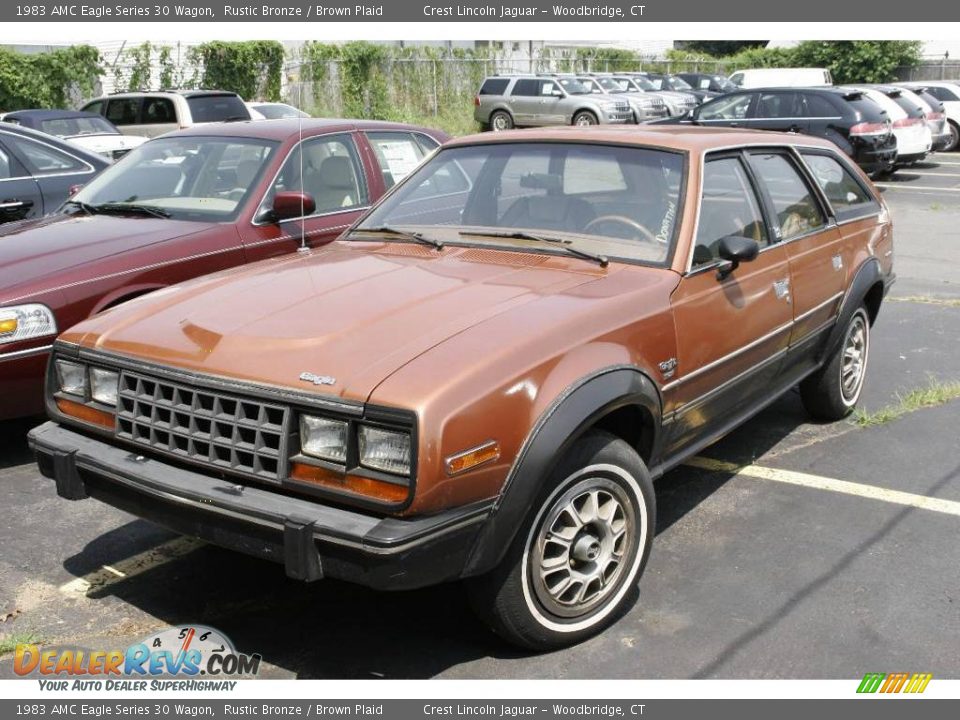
0,213,211,301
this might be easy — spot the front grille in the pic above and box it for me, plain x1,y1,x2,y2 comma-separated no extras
116,370,288,481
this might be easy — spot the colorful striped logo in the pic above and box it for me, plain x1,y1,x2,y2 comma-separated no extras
857,672,932,694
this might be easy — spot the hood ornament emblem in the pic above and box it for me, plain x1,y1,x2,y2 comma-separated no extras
300,372,336,386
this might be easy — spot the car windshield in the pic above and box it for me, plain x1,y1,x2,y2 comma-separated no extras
557,78,591,95
713,76,738,92
596,78,623,92
39,116,117,137
646,77,665,90
186,94,250,122
355,142,685,266
254,103,308,119
71,135,279,221
666,76,694,91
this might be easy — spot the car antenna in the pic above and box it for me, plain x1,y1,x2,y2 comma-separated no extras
296,71,308,254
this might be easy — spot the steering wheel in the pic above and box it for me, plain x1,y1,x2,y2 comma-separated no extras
583,215,659,244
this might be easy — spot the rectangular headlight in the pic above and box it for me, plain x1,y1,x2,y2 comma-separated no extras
300,415,348,463
55,360,87,397
358,426,411,476
90,368,119,407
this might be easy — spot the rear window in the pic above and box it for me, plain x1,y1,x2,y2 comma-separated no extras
844,96,887,122
186,94,250,123
479,78,510,96
887,93,925,119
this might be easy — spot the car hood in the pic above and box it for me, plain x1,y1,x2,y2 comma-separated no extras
0,213,212,301
63,241,667,404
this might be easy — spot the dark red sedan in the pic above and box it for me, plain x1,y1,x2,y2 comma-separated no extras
0,119,448,420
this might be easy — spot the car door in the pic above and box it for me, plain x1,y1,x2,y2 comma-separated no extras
103,97,145,137
238,132,374,262
508,79,542,126
1,132,97,219
0,139,44,223
536,79,566,125
746,150,844,365
664,152,794,456
694,92,756,128
134,96,181,137
753,91,807,134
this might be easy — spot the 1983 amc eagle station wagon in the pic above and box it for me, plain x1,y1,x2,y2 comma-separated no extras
30,126,894,649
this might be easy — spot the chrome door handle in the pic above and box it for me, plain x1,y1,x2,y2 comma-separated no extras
0,200,27,209
832,254,843,271
773,278,791,301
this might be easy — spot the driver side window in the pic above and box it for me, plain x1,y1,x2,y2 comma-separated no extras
693,157,769,267
698,94,753,121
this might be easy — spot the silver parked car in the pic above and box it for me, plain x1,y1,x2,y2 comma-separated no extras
474,75,633,131
574,75,669,122
610,74,699,117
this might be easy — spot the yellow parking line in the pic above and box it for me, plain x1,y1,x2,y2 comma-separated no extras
59,537,205,596
686,457,960,518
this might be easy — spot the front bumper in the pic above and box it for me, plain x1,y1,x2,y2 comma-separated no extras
29,422,492,590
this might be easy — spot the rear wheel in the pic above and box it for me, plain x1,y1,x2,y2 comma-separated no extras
800,306,870,420
946,121,960,153
467,430,654,651
489,110,514,132
573,110,599,127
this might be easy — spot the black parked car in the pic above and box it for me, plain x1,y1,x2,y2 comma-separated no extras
643,72,719,103
655,87,897,176
0,123,109,224
677,72,739,95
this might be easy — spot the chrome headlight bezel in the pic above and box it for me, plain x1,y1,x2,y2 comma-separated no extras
0,304,58,346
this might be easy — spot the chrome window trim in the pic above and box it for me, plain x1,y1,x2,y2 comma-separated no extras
0,129,97,178
250,130,370,228
684,142,870,275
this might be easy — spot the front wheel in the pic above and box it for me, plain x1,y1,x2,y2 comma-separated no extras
945,121,959,153
800,306,870,420
573,110,599,127
489,110,514,132
467,430,655,650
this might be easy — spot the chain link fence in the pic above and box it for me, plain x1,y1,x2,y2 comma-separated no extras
894,56,960,81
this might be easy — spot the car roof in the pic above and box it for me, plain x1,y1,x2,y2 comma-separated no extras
169,117,441,141
443,125,840,153
5,109,105,121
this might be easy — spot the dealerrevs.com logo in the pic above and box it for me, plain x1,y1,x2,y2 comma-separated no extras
857,672,933,694
15,626,260,691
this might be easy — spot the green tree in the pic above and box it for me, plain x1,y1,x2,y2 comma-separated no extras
678,41,768,57
790,41,923,83
0,45,101,111
190,41,284,101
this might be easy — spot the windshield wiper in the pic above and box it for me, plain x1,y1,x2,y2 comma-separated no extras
89,202,171,219
458,230,608,267
350,225,444,250
63,199,98,215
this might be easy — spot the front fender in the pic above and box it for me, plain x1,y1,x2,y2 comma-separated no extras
462,365,661,577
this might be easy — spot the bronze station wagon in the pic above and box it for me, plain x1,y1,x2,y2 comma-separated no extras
29,126,894,650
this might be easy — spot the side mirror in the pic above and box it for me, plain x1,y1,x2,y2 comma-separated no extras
716,235,759,280
270,191,315,222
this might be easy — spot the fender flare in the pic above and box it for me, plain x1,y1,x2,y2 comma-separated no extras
462,365,661,577
822,257,882,361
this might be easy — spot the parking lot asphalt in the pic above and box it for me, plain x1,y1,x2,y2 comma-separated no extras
1,154,958,680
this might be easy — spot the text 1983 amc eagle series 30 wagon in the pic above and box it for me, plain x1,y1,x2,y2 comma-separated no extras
30,126,894,649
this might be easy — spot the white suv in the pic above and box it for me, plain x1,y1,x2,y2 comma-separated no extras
80,90,252,138
897,81,960,152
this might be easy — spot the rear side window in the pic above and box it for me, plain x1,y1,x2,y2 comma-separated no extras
479,78,510,96
927,86,960,102
802,94,840,118
186,94,249,123
693,157,769,267
801,152,878,220
6,136,87,175
845,96,887,122
143,97,177,124
366,131,429,188
82,100,104,116
105,98,141,126
511,79,539,97
757,92,803,118
748,152,826,241
0,143,26,179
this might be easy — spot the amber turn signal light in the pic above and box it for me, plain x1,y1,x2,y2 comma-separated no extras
0,317,17,336
290,462,409,503
56,397,116,430
445,440,500,476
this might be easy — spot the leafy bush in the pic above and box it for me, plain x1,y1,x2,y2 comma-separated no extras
189,41,284,101
790,41,923,84
0,45,101,111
